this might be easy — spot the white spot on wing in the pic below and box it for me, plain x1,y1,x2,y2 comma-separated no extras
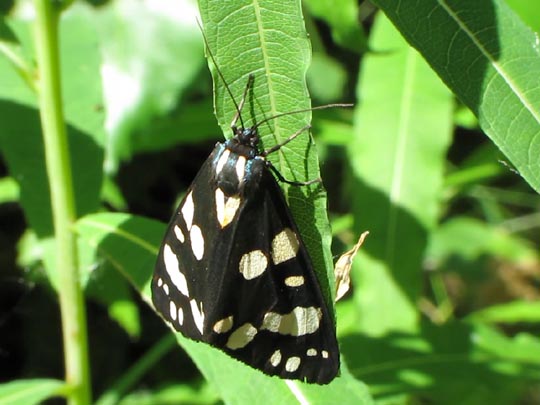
307,348,317,356
215,149,230,174
157,278,163,287
163,244,189,297
261,306,322,336
224,196,240,227
236,155,246,183
162,283,169,296
271,228,299,264
270,349,282,367
239,250,268,280
190,225,205,260
226,323,258,349
322,350,329,359
215,188,225,225
215,189,241,228
213,316,234,334
181,192,194,230
178,307,184,326
285,356,301,372
284,276,304,287
169,300,177,321
190,299,204,334
174,225,185,243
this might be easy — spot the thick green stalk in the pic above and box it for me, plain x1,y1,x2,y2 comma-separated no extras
33,1,91,404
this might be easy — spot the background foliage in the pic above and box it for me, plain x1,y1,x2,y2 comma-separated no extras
1,0,539,404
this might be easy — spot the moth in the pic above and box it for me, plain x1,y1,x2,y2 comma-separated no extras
151,35,346,385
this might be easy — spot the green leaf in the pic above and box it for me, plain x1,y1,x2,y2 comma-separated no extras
75,212,372,403
0,379,67,405
95,0,206,168
304,0,366,52
0,6,104,237
86,260,142,338
0,103,102,237
0,6,105,143
373,0,540,193
0,17,35,100
0,17,18,44
348,13,453,333
469,300,540,323
505,0,540,33
181,336,372,404
199,0,337,315
75,213,161,297
472,323,540,367
308,53,348,103
342,321,540,404
427,217,538,265
0,176,19,203
116,381,218,405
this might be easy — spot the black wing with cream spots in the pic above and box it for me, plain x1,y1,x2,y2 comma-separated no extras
152,140,340,384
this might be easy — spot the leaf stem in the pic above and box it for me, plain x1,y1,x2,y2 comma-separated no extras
33,1,91,404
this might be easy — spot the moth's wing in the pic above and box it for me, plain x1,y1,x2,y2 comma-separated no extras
204,169,340,384
151,144,234,338
152,148,339,384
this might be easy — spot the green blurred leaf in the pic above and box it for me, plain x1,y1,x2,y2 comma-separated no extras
0,5,105,142
348,13,453,333
76,212,372,403
0,105,102,237
454,104,478,130
427,217,538,265
86,260,141,338
75,213,161,297
0,103,55,236
315,114,353,146
0,176,18,203
342,321,540,404
0,379,67,405
505,0,540,33
0,16,35,97
308,53,348,103
472,323,540,366
38,231,97,291
445,144,506,188
373,0,540,193
469,300,540,323
117,382,218,405
199,0,337,314
0,17,17,44
131,100,221,152
304,0,366,52
97,0,206,168
0,6,104,237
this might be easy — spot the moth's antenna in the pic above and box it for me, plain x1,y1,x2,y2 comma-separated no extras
253,103,353,130
231,74,254,129
197,19,246,129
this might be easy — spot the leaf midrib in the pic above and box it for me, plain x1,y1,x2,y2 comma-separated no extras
440,0,540,126
385,48,417,266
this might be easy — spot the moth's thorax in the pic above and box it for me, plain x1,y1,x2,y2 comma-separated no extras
214,140,266,197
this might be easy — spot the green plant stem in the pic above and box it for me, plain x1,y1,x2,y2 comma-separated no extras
33,2,91,404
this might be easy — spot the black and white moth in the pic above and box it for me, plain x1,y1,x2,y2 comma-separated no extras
151,60,340,385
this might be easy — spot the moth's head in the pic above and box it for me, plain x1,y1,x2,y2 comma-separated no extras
233,126,259,149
